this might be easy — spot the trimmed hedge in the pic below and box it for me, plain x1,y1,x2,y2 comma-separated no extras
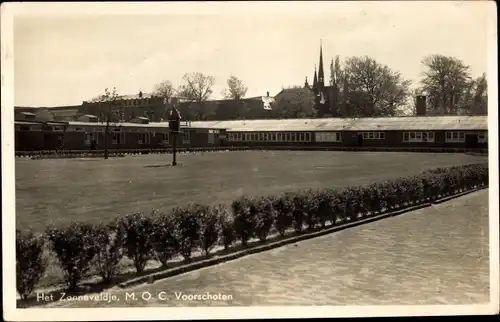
15,146,488,159
16,162,488,299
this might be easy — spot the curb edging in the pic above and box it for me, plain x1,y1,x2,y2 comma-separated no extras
432,185,486,204
119,188,483,289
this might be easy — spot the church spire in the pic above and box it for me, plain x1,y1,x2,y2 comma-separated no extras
318,39,325,87
313,65,318,90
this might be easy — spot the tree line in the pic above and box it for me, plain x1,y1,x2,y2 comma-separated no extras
326,54,487,117
91,54,487,124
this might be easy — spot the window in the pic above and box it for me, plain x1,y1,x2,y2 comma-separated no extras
112,132,122,144
478,131,488,143
299,133,305,142
445,131,465,143
31,125,42,131
19,125,30,131
138,133,150,144
361,132,385,140
428,132,435,141
403,132,435,143
291,133,296,142
85,132,99,145
315,132,342,142
182,131,190,144
272,133,276,141
161,133,169,144
305,133,311,142
75,127,84,132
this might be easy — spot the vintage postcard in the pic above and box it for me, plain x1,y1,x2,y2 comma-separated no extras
2,1,499,321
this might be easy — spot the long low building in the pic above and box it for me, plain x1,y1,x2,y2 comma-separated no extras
14,116,488,152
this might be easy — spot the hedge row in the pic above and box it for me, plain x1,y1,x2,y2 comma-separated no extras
16,146,487,159
16,162,488,299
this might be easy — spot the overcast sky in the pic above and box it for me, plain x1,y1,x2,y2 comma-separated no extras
11,1,494,107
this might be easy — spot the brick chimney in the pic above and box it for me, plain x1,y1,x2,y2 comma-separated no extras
139,91,143,98
416,95,426,116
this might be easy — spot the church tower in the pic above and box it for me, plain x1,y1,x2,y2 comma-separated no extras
317,39,325,89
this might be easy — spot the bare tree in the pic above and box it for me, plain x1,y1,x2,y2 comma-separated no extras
153,80,176,103
221,75,248,100
420,55,471,115
343,56,411,117
90,87,120,159
178,72,215,102
177,72,215,120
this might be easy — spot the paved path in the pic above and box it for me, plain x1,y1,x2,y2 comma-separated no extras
43,190,490,307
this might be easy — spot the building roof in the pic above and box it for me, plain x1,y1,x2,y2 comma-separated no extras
187,116,488,132
15,116,488,132
63,120,225,130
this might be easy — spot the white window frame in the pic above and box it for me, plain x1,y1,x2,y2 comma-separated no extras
161,133,169,144
138,133,150,144
445,131,465,143
315,132,342,142
112,132,124,145
403,131,435,143
478,131,488,143
182,131,190,144
362,132,385,140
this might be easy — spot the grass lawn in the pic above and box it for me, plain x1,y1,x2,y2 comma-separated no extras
16,150,487,233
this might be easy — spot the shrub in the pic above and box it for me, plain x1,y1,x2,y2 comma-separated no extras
198,205,222,256
215,205,235,250
253,196,275,241
16,229,47,300
171,204,201,260
316,189,333,228
231,196,256,246
272,194,294,236
150,211,179,267
45,222,98,291
117,213,154,273
302,189,320,230
291,193,306,233
93,219,126,283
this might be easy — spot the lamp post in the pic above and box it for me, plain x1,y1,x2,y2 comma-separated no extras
168,106,181,166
